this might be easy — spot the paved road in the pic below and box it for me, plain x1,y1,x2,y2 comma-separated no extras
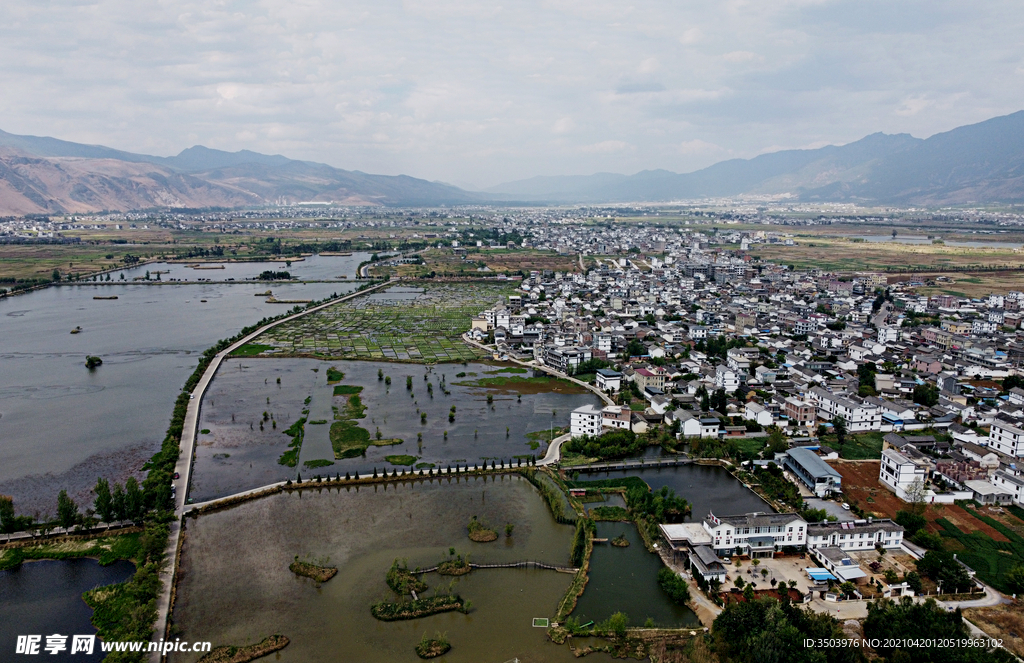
149,280,390,662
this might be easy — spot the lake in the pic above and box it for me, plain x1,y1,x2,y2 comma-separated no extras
0,255,367,515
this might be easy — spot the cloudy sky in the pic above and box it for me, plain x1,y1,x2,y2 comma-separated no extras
1,0,1022,188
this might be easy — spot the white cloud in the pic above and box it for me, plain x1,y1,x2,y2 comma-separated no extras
581,140,630,153
552,117,575,134
0,0,1020,185
678,139,724,155
722,50,763,64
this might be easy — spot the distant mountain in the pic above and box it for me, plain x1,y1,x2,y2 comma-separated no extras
488,110,1024,205
0,131,479,214
3,110,1024,214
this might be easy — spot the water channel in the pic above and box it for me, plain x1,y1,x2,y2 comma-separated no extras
170,475,613,663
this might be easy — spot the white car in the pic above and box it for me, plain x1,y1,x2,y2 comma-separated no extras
841,503,851,510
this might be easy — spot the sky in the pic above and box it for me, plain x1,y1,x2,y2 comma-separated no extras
1,0,1022,189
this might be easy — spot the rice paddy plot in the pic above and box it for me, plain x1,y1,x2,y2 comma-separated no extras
253,283,515,362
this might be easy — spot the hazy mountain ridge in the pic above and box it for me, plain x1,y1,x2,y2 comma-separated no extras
2,110,1024,214
488,111,1024,205
0,133,479,214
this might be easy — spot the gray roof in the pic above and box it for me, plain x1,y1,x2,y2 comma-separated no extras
807,518,904,537
692,545,724,567
786,447,842,480
707,511,804,529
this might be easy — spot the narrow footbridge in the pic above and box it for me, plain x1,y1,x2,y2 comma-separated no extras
417,560,579,574
574,456,692,472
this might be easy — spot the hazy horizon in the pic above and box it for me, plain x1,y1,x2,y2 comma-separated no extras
2,1,1022,189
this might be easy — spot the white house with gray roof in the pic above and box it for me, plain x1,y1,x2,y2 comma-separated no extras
702,511,807,557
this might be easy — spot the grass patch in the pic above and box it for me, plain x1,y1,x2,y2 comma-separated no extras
200,428,211,435
385,455,418,466
468,516,498,542
326,367,345,383
303,459,334,469
488,366,528,374
329,420,372,458
820,431,885,460
229,343,273,357
342,393,367,418
308,419,327,425
934,516,1024,593
564,477,651,491
371,594,467,621
591,506,630,521
277,417,306,467
333,384,363,396
415,462,436,469
197,635,290,663
290,557,337,583
733,437,766,458
454,375,588,394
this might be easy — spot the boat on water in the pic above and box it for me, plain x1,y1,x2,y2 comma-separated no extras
70,326,82,334
93,295,119,300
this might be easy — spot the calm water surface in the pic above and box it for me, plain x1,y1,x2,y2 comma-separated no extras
170,475,612,663
0,257,363,513
0,558,135,661
190,360,600,502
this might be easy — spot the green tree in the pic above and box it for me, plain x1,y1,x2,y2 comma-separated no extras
598,611,629,637
111,482,126,521
766,428,788,455
94,478,114,523
913,383,939,407
52,268,61,282
124,477,144,521
1005,565,1024,595
831,416,847,447
0,496,18,533
657,567,692,605
626,339,646,357
57,489,79,528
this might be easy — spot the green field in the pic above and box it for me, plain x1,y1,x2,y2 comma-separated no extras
935,511,1024,594
251,282,515,362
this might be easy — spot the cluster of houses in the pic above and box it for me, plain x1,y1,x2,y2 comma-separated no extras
659,510,905,588
459,221,1024,518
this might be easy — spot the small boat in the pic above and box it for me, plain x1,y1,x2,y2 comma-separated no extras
70,326,82,334
93,295,119,300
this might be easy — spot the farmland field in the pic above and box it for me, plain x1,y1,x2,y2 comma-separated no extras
252,282,515,362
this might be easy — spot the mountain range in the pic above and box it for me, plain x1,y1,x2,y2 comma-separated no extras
1,110,1023,215
487,111,1024,206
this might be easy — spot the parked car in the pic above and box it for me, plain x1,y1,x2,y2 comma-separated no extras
173,472,180,480
842,503,851,510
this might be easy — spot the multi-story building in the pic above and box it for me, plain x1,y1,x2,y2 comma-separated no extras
806,518,904,551
809,387,882,432
601,405,632,430
570,404,604,438
595,368,622,393
544,345,592,374
715,365,740,393
879,448,927,500
703,511,807,557
783,397,816,426
989,419,1024,457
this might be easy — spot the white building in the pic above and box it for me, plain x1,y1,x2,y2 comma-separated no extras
810,387,882,432
989,419,1024,457
744,402,774,427
601,405,632,430
807,518,904,551
570,404,603,438
879,448,927,500
703,511,807,557
715,365,740,393
595,369,622,393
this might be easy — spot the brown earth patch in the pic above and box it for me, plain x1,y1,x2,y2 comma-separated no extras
832,460,1008,542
